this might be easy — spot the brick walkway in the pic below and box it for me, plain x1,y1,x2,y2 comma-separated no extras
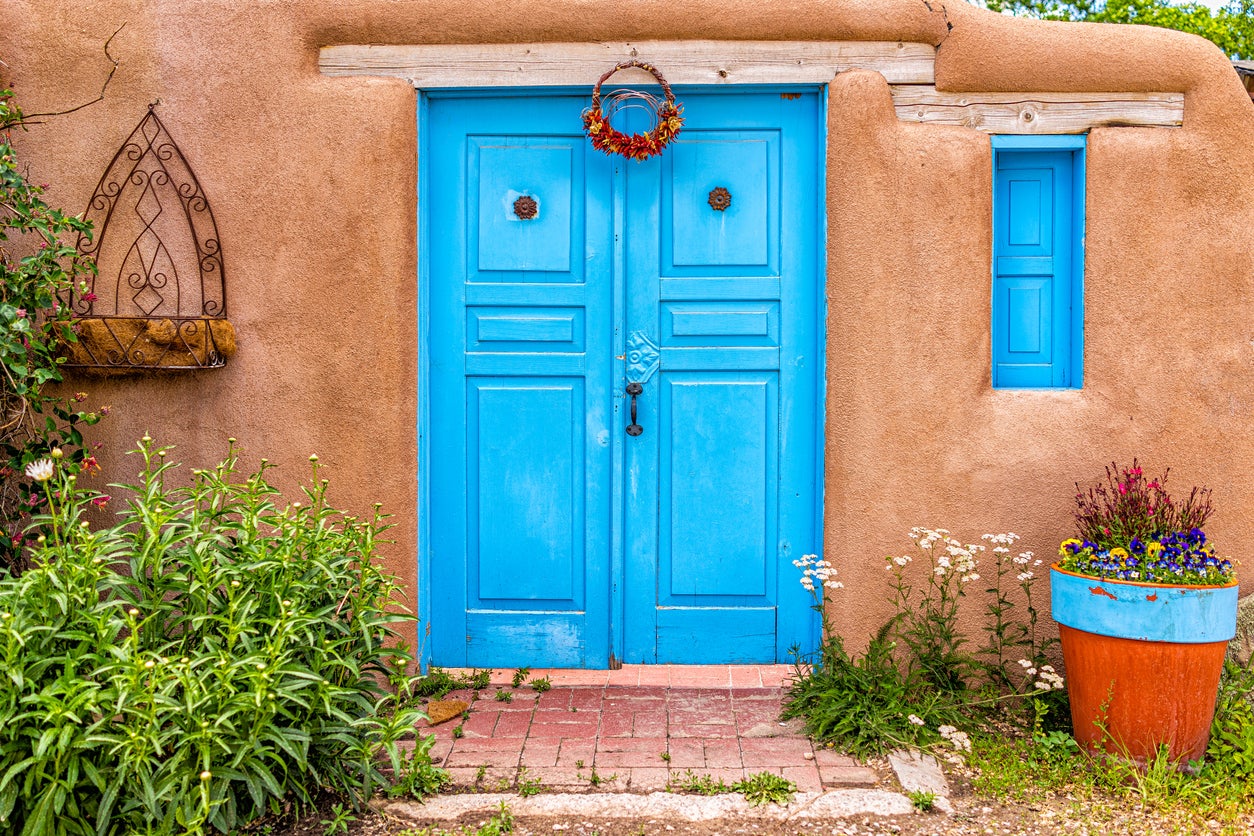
419,665,879,794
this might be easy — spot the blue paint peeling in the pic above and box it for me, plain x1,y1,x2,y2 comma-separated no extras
1050,566,1238,644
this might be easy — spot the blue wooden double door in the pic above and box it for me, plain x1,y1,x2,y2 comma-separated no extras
428,89,822,667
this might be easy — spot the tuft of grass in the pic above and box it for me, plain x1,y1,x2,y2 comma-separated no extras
734,771,796,806
908,789,936,811
495,689,513,703
530,675,552,693
667,769,731,796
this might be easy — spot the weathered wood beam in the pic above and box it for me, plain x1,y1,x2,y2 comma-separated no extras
319,41,938,86
321,44,1185,134
891,87,1184,133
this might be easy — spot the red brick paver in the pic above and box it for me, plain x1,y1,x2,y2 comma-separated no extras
416,664,881,793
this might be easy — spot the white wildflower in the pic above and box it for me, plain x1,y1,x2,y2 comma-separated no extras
907,714,925,726
25,459,54,482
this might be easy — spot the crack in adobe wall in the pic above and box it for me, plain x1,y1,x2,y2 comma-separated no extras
922,0,954,45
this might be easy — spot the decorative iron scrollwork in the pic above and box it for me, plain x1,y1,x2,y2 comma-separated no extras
513,195,539,220
70,105,234,372
708,187,732,212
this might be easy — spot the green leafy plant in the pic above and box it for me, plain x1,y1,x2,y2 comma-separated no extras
981,0,1254,59
1209,658,1254,778
886,529,982,691
516,767,542,797
0,85,106,575
511,667,530,688
907,789,936,811
586,767,615,786
0,439,425,835
734,772,795,806
387,735,451,800
495,689,513,703
667,770,731,795
415,667,490,699
530,675,552,693
319,803,357,836
785,531,1065,756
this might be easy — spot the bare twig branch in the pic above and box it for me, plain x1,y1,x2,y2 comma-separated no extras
18,24,125,123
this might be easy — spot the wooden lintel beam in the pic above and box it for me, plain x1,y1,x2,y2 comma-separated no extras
319,41,938,87
891,87,1185,133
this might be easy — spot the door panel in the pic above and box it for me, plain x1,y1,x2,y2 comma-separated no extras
661,374,776,600
429,96,613,668
623,91,820,664
428,89,820,668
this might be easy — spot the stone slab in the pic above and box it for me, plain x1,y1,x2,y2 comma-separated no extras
376,789,916,822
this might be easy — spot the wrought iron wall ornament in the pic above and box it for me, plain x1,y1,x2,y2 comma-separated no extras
69,104,235,372
708,187,732,212
513,195,538,220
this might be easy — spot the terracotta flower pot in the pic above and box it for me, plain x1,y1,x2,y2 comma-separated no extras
1050,564,1239,764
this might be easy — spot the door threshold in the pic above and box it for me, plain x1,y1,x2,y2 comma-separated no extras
434,664,794,688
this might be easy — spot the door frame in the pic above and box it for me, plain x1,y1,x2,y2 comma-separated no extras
416,84,829,669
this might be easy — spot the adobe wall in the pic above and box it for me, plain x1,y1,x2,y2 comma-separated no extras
2,0,1251,651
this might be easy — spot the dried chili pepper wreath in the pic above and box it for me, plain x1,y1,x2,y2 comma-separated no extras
582,60,684,161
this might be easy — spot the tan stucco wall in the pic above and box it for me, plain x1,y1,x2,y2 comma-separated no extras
2,0,1252,652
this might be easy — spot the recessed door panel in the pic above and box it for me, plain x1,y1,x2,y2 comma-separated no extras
470,380,582,604
661,375,776,600
666,133,775,270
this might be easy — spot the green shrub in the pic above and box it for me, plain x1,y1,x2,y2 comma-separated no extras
0,439,425,835
1209,658,1254,778
0,85,105,575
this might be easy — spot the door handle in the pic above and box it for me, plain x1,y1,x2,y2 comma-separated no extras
625,382,643,436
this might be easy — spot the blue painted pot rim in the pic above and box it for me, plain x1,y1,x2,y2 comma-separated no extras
1050,564,1238,644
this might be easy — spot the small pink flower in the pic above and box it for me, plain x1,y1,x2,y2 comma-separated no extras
14,308,25,319
91,495,110,508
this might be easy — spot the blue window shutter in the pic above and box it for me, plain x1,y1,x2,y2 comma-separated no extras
991,136,1085,389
